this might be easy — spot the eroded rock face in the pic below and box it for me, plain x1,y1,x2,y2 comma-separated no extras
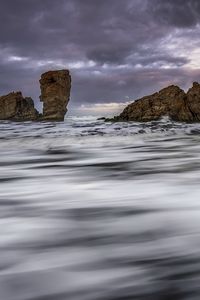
112,82,200,122
0,69,71,122
0,92,39,121
40,70,71,121
186,82,200,122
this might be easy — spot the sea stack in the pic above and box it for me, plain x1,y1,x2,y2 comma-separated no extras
0,91,39,121
109,82,200,123
186,82,200,121
0,69,71,122
40,70,71,121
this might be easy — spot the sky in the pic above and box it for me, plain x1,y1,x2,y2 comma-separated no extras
0,0,200,115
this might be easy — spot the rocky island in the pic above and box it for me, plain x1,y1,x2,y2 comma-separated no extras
1,72,200,123
0,69,71,122
108,82,200,123
0,91,39,121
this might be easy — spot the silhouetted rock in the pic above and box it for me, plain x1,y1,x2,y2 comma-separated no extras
40,70,71,121
0,92,39,121
110,83,200,122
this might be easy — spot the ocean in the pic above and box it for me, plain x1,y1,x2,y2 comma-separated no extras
1,116,200,299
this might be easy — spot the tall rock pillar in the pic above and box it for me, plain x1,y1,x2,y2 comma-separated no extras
40,70,71,121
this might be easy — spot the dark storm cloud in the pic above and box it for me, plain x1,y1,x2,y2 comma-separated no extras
149,0,200,28
0,0,200,113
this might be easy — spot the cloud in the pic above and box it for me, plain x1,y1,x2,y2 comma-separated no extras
0,0,200,114
148,0,200,28
76,102,131,116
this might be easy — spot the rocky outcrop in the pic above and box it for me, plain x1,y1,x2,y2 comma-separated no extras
109,82,200,122
0,69,71,122
0,91,39,121
40,70,71,121
186,82,200,121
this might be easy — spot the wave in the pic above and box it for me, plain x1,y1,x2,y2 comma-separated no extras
1,116,200,299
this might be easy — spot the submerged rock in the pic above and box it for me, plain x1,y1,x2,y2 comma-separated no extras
110,82,200,122
0,92,39,121
40,70,71,121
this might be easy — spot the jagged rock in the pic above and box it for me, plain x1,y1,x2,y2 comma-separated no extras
186,82,200,121
111,83,200,122
0,69,71,122
0,91,39,121
40,70,71,121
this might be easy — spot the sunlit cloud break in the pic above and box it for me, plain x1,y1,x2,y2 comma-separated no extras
77,102,131,116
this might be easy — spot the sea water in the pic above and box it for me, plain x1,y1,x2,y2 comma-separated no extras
1,116,200,299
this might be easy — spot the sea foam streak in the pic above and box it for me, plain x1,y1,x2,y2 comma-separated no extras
0,116,200,299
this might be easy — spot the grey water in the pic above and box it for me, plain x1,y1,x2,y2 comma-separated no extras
1,116,200,299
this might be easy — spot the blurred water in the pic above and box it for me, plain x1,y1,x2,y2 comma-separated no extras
1,116,200,299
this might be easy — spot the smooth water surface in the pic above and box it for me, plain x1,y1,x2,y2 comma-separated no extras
1,116,200,299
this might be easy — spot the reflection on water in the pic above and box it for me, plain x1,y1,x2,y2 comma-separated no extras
1,117,200,299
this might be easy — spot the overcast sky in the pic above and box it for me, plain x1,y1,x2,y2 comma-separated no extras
0,0,200,115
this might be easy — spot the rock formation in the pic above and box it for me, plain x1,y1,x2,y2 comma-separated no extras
0,91,39,121
186,82,200,121
40,70,71,121
0,69,71,122
108,82,200,122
